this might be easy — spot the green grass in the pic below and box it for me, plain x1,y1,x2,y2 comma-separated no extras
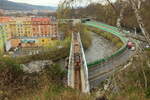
13,64,94,100
0,57,23,73
18,84,94,100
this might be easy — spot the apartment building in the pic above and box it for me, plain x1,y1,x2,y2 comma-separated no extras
0,25,4,53
0,16,59,49
0,24,8,53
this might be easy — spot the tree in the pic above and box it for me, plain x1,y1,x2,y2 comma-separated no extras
127,0,150,44
58,0,150,44
105,0,150,44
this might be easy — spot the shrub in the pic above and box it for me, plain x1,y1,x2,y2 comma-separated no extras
145,87,150,98
112,37,118,44
88,26,124,49
74,24,92,49
0,57,22,73
116,42,123,49
46,63,67,82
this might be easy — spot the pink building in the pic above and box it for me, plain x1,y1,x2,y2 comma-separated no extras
31,17,58,38
0,16,12,23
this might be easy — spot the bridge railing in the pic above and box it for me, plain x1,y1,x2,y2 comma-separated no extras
68,33,89,93
87,45,127,68
84,21,128,68
68,33,74,88
89,20,130,34
77,32,90,92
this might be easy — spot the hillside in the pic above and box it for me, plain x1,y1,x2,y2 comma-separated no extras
0,0,57,11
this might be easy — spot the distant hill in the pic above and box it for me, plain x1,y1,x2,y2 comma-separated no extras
0,0,57,11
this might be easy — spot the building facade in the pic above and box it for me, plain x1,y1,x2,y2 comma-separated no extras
0,25,4,53
0,16,11,23
0,24,7,53
0,16,58,51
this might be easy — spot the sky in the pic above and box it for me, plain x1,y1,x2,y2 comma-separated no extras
8,0,116,7
8,0,61,7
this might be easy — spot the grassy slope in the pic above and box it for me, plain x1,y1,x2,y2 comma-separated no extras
0,24,93,100
107,49,150,100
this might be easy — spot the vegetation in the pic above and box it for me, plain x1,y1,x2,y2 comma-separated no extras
1,0,149,99
0,38,69,99
11,38,70,64
74,24,92,49
59,22,92,49
58,0,150,34
0,23,92,99
88,27,124,49
105,49,150,100
0,62,63,99
0,61,93,100
58,23,73,37
18,83,94,100
0,57,22,72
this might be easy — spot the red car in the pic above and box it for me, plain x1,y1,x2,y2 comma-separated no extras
127,41,133,49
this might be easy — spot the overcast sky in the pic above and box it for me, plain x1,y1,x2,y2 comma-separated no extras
8,0,61,6
8,0,116,7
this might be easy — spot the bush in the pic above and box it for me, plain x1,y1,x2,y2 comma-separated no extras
46,63,67,82
112,37,119,43
0,57,22,73
145,87,150,98
116,42,124,49
88,26,124,49
74,24,92,49
14,38,71,64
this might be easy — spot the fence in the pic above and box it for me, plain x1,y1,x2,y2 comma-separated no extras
85,21,128,68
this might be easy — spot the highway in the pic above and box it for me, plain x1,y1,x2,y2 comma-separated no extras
89,49,135,88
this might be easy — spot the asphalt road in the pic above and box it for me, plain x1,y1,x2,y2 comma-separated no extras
88,48,135,89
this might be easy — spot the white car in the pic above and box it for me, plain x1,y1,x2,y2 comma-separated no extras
146,45,150,48
131,46,135,51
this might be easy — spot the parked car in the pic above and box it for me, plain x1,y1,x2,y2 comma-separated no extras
127,41,133,49
127,41,135,51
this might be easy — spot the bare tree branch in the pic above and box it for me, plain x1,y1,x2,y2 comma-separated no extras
128,0,150,44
